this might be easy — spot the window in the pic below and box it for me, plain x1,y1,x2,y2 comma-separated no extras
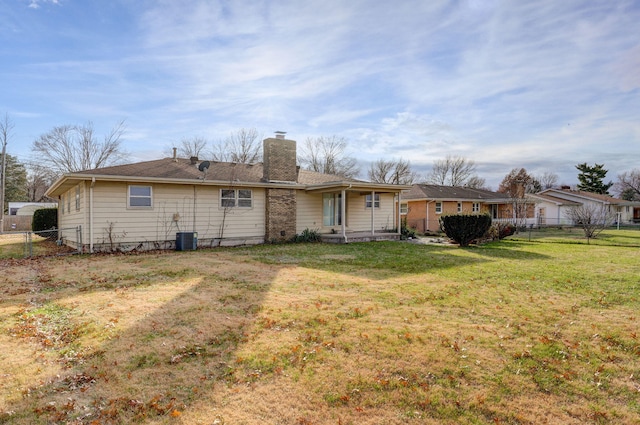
75,186,81,211
323,193,342,226
435,202,442,214
472,202,480,213
400,203,408,214
220,189,253,208
457,202,462,213
128,185,152,208
67,192,71,213
61,194,64,214
365,193,380,208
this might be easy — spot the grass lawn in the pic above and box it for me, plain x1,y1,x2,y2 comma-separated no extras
0,231,638,424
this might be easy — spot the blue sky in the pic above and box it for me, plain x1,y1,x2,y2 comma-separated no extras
2,0,639,189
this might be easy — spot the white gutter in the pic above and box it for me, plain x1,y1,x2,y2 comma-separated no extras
90,177,95,253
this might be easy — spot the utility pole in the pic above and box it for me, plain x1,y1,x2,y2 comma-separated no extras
0,113,14,234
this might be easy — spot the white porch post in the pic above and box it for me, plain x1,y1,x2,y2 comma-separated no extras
397,192,401,234
341,189,347,240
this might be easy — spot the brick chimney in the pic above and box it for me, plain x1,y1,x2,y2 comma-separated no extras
263,132,297,242
263,132,297,182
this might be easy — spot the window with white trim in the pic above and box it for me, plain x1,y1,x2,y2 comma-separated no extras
221,189,253,208
61,194,64,214
435,202,442,214
365,194,380,208
67,191,71,213
400,203,408,214
472,202,480,213
75,186,81,211
128,185,153,208
457,202,462,213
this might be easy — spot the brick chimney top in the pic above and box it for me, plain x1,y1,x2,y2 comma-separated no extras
275,131,286,140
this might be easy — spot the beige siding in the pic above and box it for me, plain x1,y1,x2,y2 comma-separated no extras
296,191,323,233
57,183,88,246
347,192,396,231
73,182,265,249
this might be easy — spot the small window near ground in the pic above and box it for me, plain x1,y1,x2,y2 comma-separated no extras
128,185,152,208
365,194,380,208
435,202,442,214
400,203,408,214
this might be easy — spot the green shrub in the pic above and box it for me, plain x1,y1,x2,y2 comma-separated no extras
439,214,492,247
291,228,322,243
32,208,58,240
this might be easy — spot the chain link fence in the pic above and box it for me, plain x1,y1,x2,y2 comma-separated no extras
0,226,82,259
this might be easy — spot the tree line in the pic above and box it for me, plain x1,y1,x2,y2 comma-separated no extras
2,114,640,217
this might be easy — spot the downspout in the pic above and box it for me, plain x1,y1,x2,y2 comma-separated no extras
193,185,197,232
90,177,95,253
396,192,401,235
426,200,434,232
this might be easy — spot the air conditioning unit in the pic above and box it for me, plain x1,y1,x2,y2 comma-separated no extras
176,232,197,251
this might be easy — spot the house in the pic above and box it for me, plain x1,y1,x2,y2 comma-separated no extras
3,202,58,231
528,188,640,226
8,202,58,216
400,184,524,233
45,134,411,252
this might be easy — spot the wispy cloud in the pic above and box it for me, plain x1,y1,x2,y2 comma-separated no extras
2,0,639,188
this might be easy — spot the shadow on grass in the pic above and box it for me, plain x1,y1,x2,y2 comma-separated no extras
0,251,278,424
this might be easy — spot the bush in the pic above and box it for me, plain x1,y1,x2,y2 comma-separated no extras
488,222,516,240
439,214,492,247
291,228,322,243
401,218,417,240
32,208,58,240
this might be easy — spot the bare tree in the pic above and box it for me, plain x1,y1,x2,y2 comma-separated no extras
464,175,488,190
32,120,126,174
25,161,57,201
0,113,14,230
176,137,208,158
538,171,559,190
368,158,416,184
299,135,359,179
564,204,617,242
613,169,640,200
497,168,539,229
498,168,541,195
211,128,262,164
426,155,481,187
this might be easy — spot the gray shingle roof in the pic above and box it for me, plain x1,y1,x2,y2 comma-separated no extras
403,184,510,201
74,157,356,185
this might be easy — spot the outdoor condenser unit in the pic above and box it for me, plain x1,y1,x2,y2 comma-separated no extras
176,232,197,251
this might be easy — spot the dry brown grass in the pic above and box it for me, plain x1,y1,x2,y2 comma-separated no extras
0,237,638,424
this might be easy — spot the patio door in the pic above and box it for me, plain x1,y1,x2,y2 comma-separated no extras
323,193,343,226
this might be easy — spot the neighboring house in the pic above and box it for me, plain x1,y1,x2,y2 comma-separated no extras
400,184,521,233
3,202,58,231
8,202,57,216
529,188,640,226
45,135,410,252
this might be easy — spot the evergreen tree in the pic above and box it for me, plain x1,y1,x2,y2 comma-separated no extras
576,163,612,194
0,153,28,213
